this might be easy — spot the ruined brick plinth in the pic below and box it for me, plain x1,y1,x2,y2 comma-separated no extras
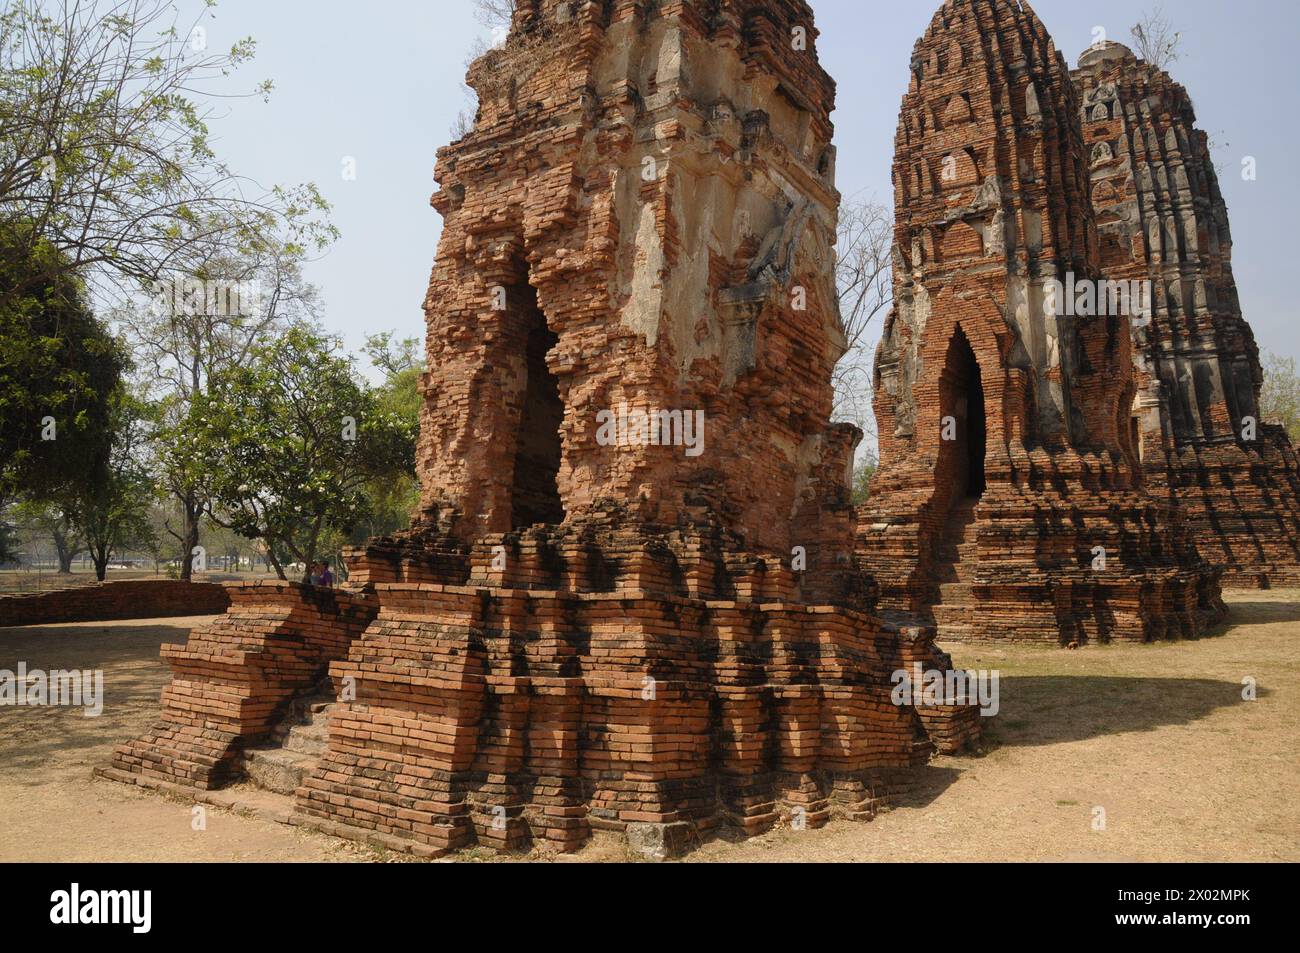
1073,41,1300,589
108,582,375,788
293,520,973,856
860,0,1225,644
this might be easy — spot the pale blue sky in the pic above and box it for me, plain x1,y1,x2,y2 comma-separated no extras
198,0,1299,370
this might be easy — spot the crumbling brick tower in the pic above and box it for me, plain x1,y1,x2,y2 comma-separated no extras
860,0,1224,644
108,0,981,860
306,0,983,858
1073,41,1300,588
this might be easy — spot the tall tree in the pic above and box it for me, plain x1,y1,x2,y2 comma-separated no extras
186,328,416,583
0,225,124,502
0,0,333,313
833,195,893,444
125,229,321,580
67,389,155,581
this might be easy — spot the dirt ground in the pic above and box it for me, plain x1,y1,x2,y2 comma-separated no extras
1,591,1296,863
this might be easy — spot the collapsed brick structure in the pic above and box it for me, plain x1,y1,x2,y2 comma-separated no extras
1073,41,1300,588
109,0,981,859
860,0,1227,644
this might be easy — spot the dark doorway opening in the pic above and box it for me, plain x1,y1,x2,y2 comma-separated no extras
510,284,565,529
943,327,986,499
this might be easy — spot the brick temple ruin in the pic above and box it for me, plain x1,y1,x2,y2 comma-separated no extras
103,0,1300,857
1073,41,1300,589
861,0,1298,644
105,0,983,859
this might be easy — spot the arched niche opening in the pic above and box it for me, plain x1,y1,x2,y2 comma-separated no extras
939,326,987,500
510,281,566,529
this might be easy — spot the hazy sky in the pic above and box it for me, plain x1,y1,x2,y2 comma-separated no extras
196,0,1299,371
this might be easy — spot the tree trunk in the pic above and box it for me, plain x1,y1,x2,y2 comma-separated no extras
53,529,75,574
179,495,201,581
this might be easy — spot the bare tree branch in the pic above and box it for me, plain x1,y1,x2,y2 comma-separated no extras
832,194,892,445
1131,5,1182,70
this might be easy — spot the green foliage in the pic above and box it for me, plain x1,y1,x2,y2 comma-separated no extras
346,329,425,544
186,328,416,579
0,0,336,311
852,457,877,506
0,224,124,500
66,388,157,580
1260,351,1299,441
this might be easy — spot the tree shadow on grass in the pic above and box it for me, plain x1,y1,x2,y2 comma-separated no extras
985,675,1259,749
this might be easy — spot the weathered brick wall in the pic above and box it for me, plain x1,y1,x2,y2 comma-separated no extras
414,0,849,565
1073,42,1300,588
860,0,1224,644
0,580,230,628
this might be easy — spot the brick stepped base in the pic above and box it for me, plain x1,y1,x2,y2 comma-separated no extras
105,524,986,860
292,583,965,859
108,583,375,789
863,467,1227,645
290,521,984,859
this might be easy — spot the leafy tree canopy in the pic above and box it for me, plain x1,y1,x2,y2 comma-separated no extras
186,327,415,581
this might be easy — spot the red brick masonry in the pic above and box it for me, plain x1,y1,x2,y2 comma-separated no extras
109,582,375,788
0,580,231,628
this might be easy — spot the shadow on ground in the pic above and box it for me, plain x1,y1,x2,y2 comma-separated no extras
1226,601,1300,625
987,675,1255,748
0,621,192,783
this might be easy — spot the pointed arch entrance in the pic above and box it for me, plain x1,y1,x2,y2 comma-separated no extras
939,325,987,500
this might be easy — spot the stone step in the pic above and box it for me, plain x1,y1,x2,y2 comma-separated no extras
243,747,317,796
932,603,971,625
936,623,976,642
284,717,331,755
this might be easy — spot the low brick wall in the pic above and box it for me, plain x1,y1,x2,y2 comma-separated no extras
0,580,231,628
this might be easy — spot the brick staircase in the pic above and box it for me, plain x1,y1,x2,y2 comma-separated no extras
241,683,336,796
929,498,981,641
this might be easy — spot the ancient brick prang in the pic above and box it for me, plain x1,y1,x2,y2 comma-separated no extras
860,0,1225,644
413,0,849,565
1073,41,1300,588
